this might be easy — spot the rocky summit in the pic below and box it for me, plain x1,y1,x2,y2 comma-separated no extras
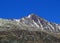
0,14,60,43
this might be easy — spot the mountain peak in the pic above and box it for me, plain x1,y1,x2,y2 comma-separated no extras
27,14,47,23
27,14,43,21
27,13,38,18
20,14,60,33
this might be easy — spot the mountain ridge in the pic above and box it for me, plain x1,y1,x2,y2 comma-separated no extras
19,14,60,33
0,14,60,43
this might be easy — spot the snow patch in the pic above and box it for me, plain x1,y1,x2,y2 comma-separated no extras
27,15,31,18
48,23,55,30
33,20,39,28
57,25,60,30
38,19,43,30
14,19,20,22
22,18,25,20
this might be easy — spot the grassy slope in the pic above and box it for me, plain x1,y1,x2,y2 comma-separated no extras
0,19,60,43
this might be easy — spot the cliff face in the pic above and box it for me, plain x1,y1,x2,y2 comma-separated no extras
0,14,60,43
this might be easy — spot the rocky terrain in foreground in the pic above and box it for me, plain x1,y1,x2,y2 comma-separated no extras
0,14,60,43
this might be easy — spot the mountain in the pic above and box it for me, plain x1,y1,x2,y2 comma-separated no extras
20,14,60,33
0,14,60,43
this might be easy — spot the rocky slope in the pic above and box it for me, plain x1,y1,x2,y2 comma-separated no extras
0,14,60,43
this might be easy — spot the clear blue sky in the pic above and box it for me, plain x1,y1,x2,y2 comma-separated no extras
0,0,60,23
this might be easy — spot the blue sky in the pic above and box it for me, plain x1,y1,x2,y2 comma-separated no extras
0,0,60,23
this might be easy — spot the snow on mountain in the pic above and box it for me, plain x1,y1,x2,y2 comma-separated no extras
0,14,60,43
19,14,60,33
